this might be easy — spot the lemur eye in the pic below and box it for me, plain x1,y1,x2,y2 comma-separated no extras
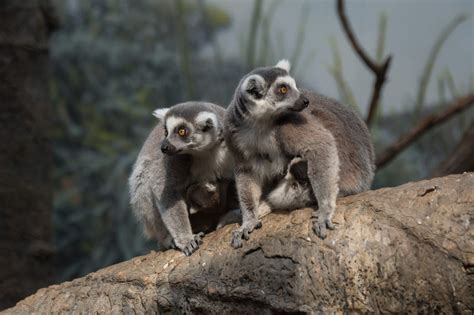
279,85,288,94
177,127,188,137
164,129,168,137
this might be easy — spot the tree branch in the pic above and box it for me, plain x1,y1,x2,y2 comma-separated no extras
376,94,474,168
432,120,474,177
5,174,474,313
336,0,392,126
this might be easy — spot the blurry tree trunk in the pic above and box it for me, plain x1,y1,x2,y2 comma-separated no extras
4,174,473,314
0,0,57,310
433,121,474,176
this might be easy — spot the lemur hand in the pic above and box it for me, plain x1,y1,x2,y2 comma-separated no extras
230,218,262,248
312,211,336,239
173,232,205,256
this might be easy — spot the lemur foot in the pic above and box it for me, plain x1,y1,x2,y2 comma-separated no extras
312,213,336,239
230,219,262,248
176,232,204,256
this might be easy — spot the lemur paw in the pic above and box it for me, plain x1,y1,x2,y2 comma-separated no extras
312,214,335,239
230,219,262,248
177,232,204,256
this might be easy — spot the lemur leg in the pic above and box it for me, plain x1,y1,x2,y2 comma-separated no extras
231,171,263,248
216,208,241,229
142,211,174,251
158,196,204,256
305,147,339,239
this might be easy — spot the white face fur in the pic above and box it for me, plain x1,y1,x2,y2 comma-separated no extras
239,60,305,120
153,109,221,155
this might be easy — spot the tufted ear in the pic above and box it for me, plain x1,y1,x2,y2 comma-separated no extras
152,108,169,123
242,74,265,98
195,111,218,132
275,59,291,72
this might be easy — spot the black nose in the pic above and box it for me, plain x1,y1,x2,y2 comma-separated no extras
303,96,309,106
290,94,310,112
161,140,177,154
161,142,169,153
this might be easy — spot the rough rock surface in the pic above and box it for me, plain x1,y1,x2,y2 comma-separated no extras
4,174,474,314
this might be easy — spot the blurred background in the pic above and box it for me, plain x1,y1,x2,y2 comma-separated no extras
0,0,473,309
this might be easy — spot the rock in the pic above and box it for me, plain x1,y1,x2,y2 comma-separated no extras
4,173,473,314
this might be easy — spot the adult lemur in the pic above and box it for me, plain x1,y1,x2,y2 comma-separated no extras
225,60,375,248
129,102,237,256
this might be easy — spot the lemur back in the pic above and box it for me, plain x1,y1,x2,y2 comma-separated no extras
277,90,375,195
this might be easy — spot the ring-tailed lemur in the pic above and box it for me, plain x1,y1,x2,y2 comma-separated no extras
129,102,237,256
224,59,375,248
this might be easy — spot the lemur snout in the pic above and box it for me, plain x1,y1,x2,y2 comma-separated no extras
303,96,309,106
160,140,176,154
291,95,309,112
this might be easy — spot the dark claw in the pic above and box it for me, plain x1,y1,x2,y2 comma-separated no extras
180,232,206,256
230,219,261,249
327,221,336,230
312,218,335,239
313,222,327,239
196,232,204,243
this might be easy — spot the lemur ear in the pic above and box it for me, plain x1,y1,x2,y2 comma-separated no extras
243,74,265,98
152,108,169,122
196,111,218,132
275,59,291,72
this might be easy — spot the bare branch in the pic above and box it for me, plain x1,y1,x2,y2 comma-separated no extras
376,94,474,168
336,0,392,126
432,121,474,177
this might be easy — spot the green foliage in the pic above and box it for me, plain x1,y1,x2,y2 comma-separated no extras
288,1,310,74
50,0,239,281
327,36,359,112
244,0,314,77
49,0,473,281
246,0,263,69
413,14,469,118
375,12,387,64
256,0,281,67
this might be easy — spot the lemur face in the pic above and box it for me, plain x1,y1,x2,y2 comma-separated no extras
153,104,221,156
238,59,309,120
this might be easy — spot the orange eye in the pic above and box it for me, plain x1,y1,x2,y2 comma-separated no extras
279,86,288,94
177,127,187,137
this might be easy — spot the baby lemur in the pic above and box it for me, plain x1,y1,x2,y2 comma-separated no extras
129,102,237,256
225,59,375,248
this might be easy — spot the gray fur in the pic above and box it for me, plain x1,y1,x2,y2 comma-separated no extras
225,60,375,248
129,102,235,256
266,157,316,210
